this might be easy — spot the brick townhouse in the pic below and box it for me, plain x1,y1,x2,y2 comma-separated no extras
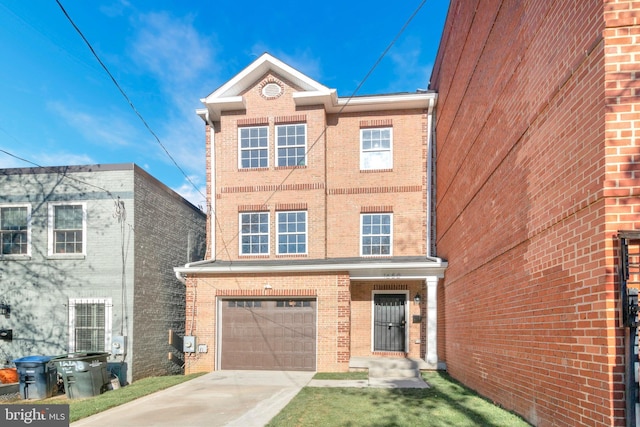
175,53,447,373
431,1,640,426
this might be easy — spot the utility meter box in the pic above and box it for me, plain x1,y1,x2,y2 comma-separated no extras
183,336,196,353
112,336,127,355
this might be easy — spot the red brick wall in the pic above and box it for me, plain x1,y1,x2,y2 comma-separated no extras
209,73,428,261
184,272,350,373
350,281,426,358
429,0,633,425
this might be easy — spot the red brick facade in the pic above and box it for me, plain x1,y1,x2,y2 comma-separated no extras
431,1,640,425
179,54,446,374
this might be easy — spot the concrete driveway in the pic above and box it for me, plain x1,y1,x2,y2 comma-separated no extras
71,370,314,427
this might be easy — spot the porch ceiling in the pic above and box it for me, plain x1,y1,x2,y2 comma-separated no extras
175,256,447,279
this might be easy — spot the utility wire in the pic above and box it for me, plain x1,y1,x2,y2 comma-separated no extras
52,0,427,263
213,0,428,259
55,0,206,204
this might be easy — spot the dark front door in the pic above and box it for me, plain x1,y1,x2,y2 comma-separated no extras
373,294,406,352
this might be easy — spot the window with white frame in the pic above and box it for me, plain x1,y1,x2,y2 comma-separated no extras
68,298,112,352
276,124,306,167
49,203,86,255
277,211,307,254
239,212,269,255
239,126,269,168
0,205,30,256
361,127,392,170
361,213,392,256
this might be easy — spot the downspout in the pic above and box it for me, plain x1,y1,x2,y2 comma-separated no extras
426,96,436,257
205,110,216,261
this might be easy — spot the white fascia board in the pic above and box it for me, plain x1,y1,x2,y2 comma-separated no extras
175,258,447,279
292,90,338,109
203,53,330,102
329,93,437,114
198,96,246,122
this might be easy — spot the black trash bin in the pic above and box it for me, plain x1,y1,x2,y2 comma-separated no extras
13,355,58,400
54,352,110,399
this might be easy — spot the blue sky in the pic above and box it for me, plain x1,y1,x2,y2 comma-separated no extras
0,0,449,208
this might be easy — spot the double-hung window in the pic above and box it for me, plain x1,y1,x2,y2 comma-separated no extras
49,203,86,255
0,205,30,256
239,212,269,255
277,211,307,255
276,124,306,167
361,127,392,170
239,126,269,169
68,298,112,352
361,213,392,256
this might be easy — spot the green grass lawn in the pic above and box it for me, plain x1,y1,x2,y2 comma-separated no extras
1,373,205,423
267,372,530,427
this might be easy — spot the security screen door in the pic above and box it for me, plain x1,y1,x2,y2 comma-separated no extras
373,294,406,352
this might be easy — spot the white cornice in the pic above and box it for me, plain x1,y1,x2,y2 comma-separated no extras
175,258,447,279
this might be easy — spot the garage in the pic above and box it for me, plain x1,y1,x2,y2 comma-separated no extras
220,299,316,371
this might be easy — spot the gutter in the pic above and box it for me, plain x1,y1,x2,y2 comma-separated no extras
174,257,448,280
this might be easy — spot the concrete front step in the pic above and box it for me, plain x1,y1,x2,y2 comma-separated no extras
349,356,427,379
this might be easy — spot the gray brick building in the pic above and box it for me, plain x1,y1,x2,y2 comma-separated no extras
0,163,206,384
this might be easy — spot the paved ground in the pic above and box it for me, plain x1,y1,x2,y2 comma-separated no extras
71,370,314,427
68,370,429,427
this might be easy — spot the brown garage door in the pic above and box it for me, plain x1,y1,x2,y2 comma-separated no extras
220,299,316,371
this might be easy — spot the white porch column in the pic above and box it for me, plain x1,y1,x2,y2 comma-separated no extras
426,276,439,368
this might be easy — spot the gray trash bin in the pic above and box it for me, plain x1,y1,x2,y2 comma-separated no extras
13,355,58,400
54,352,110,399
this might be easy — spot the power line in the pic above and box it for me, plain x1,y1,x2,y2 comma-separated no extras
54,0,206,204
213,0,428,259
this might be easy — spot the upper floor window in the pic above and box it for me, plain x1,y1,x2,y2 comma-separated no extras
0,205,30,256
239,212,269,255
276,124,306,167
239,126,269,169
361,128,392,170
277,211,307,255
49,203,86,255
361,213,392,256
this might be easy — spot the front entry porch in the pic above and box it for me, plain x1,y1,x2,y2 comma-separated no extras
349,356,434,378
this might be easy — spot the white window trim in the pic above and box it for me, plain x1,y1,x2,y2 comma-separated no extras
360,127,393,170
275,123,307,167
238,125,269,169
276,210,308,255
360,213,393,257
0,203,32,258
48,202,87,257
238,212,270,256
68,297,112,353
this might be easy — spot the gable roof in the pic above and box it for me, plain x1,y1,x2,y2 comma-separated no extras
196,52,436,122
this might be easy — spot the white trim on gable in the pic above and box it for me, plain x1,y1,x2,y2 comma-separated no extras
196,53,437,122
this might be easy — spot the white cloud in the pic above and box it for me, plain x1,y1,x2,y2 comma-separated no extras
172,176,207,211
47,101,139,147
386,36,431,93
0,146,94,169
130,12,215,87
